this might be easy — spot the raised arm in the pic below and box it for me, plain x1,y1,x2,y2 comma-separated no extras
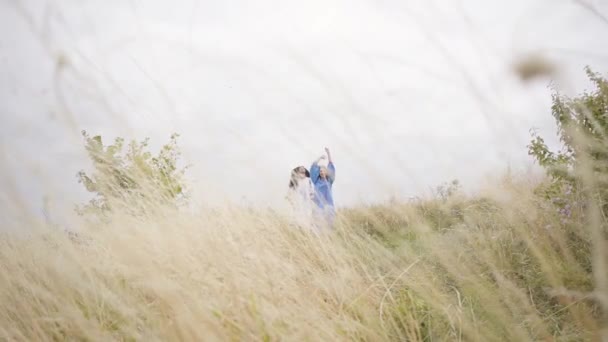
325,147,335,183
310,155,325,181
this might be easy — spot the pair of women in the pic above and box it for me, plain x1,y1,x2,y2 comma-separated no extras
287,147,336,230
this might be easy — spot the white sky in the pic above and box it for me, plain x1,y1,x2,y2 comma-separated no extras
2,0,608,225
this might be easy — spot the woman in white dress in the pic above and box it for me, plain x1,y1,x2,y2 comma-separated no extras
286,166,315,229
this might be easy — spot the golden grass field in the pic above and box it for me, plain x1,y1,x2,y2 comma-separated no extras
4,3,608,340
1,171,605,341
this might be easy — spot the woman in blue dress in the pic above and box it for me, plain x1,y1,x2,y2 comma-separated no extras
309,147,336,229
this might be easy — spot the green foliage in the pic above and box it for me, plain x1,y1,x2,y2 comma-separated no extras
527,66,608,226
528,66,608,185
76,131,188,217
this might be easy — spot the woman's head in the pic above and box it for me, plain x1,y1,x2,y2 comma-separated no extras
319,165,328,179
289,166,310,189
294,166,309,179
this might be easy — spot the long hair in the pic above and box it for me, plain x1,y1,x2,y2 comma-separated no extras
289,166,310,189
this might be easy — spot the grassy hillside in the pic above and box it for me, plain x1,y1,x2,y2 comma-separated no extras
0,173,603,341
2,68,607,341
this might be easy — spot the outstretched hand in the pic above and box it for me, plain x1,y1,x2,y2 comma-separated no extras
324,147,332,162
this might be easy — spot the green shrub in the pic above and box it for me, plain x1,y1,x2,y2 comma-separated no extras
528,66,608,213
76,131,188,218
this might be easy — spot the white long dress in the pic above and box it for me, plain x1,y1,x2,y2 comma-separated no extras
287,178,316,229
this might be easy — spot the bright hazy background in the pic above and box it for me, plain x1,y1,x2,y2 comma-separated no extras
2,0,608,227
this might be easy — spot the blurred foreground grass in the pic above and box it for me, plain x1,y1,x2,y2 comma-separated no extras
0,172,604,341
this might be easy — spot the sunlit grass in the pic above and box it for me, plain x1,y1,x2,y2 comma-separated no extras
0,170,604,341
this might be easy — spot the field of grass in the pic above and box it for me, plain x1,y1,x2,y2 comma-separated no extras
1,171,605,341
5,1,608,340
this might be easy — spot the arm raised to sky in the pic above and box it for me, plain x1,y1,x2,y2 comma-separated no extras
325,147,335,184
310,154,325,182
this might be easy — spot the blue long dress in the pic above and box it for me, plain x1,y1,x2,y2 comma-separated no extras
309,161,336,227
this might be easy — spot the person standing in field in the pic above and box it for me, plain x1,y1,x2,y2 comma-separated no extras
310,147,336,229
286,166,316,228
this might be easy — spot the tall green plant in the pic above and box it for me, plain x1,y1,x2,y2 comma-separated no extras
528,67,608,182
528,67,608,210
76,131,188,217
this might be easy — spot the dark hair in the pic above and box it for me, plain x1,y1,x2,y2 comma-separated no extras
288,166,310,189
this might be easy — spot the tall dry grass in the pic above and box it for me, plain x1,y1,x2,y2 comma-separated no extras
0,171,605,341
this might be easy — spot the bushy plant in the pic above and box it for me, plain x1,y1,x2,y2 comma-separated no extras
528,67,608,208
76,131,188,218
